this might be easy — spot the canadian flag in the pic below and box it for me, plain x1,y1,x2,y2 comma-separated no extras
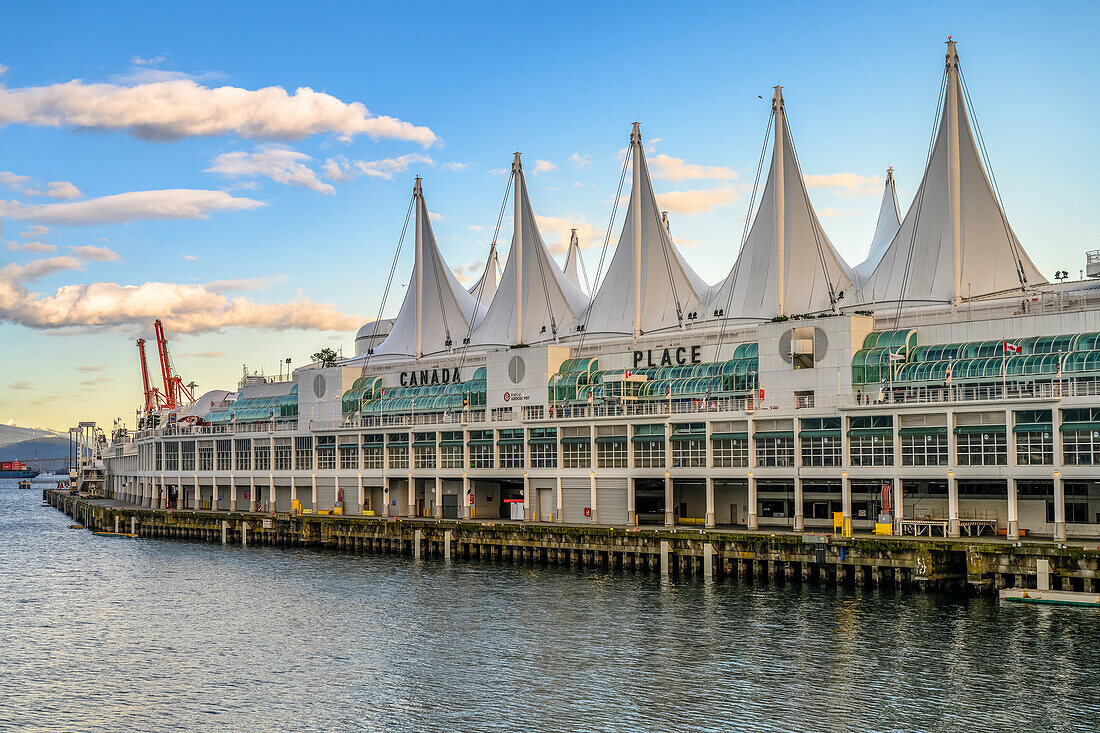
1003,341,1022,354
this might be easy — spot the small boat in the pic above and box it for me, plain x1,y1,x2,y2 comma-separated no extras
1000,588,1100,607
91,531,138,538
69,524,84,530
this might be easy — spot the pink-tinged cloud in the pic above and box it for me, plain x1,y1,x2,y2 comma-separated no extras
0,189,264,225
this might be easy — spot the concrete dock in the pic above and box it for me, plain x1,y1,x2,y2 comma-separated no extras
46,488,1100,594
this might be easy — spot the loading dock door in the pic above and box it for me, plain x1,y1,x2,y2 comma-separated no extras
537,487,553,522
442,494,459,519
561,479,590,524
596,478,629,525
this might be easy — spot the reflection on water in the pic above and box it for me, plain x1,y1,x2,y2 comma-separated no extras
2,479,1097,732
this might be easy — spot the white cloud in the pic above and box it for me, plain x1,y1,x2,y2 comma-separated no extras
467,224,483,233
532,159,557,175
804,173,882,198
19,225,49,238
0,64,7,77
567,153,591,169
9,381,33,390
452,260,484,285
323,153,434,182
204,277,284,293
441,162,467,172
69,244,120,261
654,186,740,216
534,215,604,256
0,189,264,225
0,256,360,333
46,181,83,200
650,153,737,182
75,365,104,372
182,254,198,261
6,240,56,252
180,351,225,359
206,147,334,195
429,212,442,221
572,182,583,187
0,76,437,145
130,55,166,66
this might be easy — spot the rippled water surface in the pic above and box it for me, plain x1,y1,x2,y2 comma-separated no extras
2,478,1098,732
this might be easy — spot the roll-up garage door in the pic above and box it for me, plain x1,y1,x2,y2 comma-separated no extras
560,477,590,524
316,480,336,512
596,478,629,525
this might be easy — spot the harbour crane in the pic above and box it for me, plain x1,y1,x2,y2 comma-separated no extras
153,319,194,409
136,338,166,414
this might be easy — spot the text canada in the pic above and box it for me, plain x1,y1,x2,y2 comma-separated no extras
400,367,461,387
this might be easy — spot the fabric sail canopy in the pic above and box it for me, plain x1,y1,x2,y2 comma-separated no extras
854,168,902,287
563,229,584,291
372,178,486,358
472,154,588,346
468,242,500,304
583,123,710,337
858,41,1045,305
707,87,856,321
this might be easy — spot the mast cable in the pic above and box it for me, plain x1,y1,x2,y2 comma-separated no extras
361,192,415,376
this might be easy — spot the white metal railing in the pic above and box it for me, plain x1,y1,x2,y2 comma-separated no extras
845,380,1067,407
529,396,753,422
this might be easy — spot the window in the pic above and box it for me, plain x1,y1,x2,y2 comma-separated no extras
498,430,524,469
198,442,214,471
597,439,627,468
294,437,314,470
901,433,948,466
254,443,271,471
529,428,557,469
712,436,748,468
801,436,841,467
956,430,1007,466
1063,429,1100,466
1016,430,1053,466
234,439,251,471
468,431,494,469
562,439,591,468
440,433,464,469
339,442,359,470
849,435,893,466
315,435,336,470
154,442,162,471
164,442,179,471
216,439,232,471
414,442,436,469
491,407,514,422
387,434,409,469
633,424,666,469
362,446,383,470
755,436,794,468
273,440,292,471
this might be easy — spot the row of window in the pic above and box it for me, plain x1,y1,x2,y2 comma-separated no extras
147,429,1100,471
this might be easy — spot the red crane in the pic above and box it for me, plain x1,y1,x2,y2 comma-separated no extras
136,338,165,413
153,319,194,408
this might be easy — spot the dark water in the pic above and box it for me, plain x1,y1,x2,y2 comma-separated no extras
2,478,1098,732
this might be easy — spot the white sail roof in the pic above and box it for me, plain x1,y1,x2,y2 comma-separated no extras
858,40,1045,305
853,168,901,286
563,229,583,291
707,87,856,320
472,154,588,346
468,242,500,304
372,178,485,358
584,123,710,337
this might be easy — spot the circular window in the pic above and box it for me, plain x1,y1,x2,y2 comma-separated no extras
313,374,326,398
508,356,526,384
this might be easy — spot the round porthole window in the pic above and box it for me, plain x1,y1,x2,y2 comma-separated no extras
313,374,326,398
508,356,526,384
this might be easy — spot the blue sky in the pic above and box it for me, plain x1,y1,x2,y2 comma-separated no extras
1,1,1097,431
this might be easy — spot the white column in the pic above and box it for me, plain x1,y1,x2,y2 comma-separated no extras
248,476,255,512
230,474,238,512
556,476,564,524
357,473,364,515
840,471,851,530
462,474,471,519
705,477,715,529
946,39,963,305
664,472,673,527
630,122,642,337
894,479,905,535
435,476,443,519
773,86,786,317
1053,470,1066,541
193,474,199,510
311,473,318,512
589,471,597,524
382,477,391,517
524,473,532,522
212,480,219,511
407,472,415,518
948,471,960,537
290,476,298,513
793,476,804,531
747,472,758,530
1006,476,1019,538
159,475,166,510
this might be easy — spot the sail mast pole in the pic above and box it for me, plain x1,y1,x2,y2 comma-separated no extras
773,86,786,318
513,153,523,344
631,122,642,338
946,38,963,305
413,176,424,358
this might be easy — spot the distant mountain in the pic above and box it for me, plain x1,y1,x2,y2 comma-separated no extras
0,424,62,449
0,437,74,462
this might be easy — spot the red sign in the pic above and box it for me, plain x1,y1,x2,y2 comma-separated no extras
503,392,510,402
584,507,591,517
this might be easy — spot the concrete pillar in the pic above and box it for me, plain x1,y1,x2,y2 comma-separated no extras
290,477,298,512
1053,472,1066,541
193,475,199,510
793,475,804,531
626,476,635,525
221,520,228,544
705,477,715,529
230,475,238,512
948,473,960,537
357,473,365,515
311,473,318,512
131,517,136,535
242,521,249,546
703,543,715,578
248,476,255,512
444,529,452,559
747,473,758,530
435,476,443,519
556,476,564,524
212,480,219,511
1007,476,1019,538
159,475,166,510
461,475,470,519
382,477,390,517
414,529,422,558
589,472,598,524
841,473,851,531
660,540,670,576
894,478,904,534
407,473,415,518
664,473,674,527
268,473,274,513
524,473,533,522
114,515,120,533
1036,558,1051,590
